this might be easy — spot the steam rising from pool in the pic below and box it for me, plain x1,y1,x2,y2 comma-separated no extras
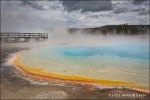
21,44,149,86
16,27,149,88
26,25,149,48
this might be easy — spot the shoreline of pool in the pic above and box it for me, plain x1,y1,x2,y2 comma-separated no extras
13,52,149,94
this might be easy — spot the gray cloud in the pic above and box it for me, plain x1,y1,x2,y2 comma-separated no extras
90,13,112,19
19,1,63,11
90,14,99,19
132,7,145,12
1,1,149,32
61,0,113,13
20,1,45,10
132,0,147,4
139,10,150,15
113,7,128,14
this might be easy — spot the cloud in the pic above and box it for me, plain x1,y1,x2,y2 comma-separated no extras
19,1,62,11
113,7,128,14
61,0,113,13
1,1,67,32
132,0,147,4
1,0,149,32
19,1,46,10
139,10,149,15
131,7,145,12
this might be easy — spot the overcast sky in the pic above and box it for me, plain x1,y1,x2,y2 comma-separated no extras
1,0,149,32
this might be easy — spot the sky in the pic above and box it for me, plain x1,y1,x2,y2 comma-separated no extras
1,0,149,32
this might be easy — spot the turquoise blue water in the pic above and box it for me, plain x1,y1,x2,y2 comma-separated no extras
56,45,149,60
21,44,149,86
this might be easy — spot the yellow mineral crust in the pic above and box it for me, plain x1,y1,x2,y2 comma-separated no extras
14,55,149,91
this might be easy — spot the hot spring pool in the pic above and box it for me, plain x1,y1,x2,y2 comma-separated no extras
19,44,149,87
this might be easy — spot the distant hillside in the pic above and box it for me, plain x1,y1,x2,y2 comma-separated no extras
68,25,150,35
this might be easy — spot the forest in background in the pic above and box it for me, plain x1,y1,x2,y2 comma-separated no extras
68,25,150,35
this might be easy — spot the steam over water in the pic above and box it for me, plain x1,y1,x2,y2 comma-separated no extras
18,28,149,87
21,43,149,86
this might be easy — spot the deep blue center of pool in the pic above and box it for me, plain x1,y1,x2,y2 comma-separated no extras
56,45,149,59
